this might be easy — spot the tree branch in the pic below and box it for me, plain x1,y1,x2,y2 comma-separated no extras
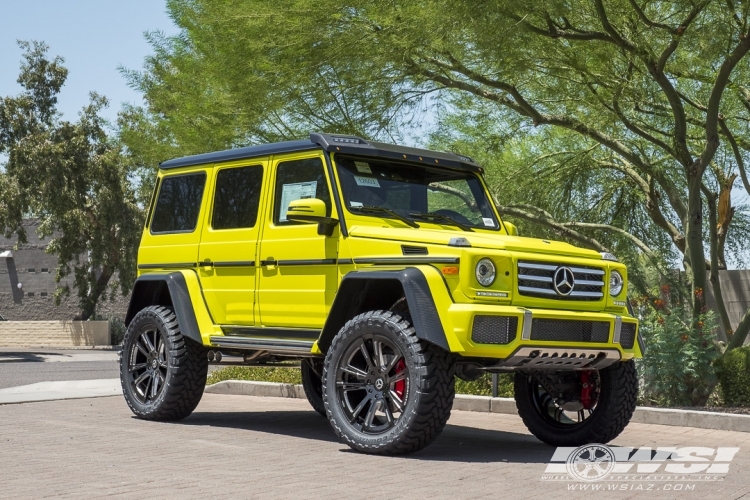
628,0,676,32
562,221,657,259
496,204,609,252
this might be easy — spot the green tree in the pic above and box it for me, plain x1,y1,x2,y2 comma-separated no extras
0,41,142,320
123,0,750,348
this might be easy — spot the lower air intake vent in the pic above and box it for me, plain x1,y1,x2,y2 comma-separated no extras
619,323,636,349
530,319,610,343
472,316,518,345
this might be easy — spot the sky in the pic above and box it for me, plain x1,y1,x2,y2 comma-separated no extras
0,0,177,125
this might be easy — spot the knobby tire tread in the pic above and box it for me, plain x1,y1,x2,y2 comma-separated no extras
514,359,638,447
120,305,208,422
323,310,455,455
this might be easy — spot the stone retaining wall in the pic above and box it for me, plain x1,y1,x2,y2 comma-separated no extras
0,321,111,347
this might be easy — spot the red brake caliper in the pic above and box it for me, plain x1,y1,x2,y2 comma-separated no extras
580,370,594,410
393,359,406,400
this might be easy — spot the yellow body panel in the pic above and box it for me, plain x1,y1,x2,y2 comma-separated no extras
197,160,265,325
256,152,339,328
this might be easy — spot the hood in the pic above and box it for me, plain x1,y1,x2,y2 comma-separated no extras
348,225,603,260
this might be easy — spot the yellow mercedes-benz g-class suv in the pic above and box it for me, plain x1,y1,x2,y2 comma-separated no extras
120,133,641,455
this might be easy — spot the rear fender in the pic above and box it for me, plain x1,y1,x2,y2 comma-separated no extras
125,271,215,345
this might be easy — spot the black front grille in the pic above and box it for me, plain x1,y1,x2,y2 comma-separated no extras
530,319,610,343
472,316,518,345
517,261,605,301
619,323,636,349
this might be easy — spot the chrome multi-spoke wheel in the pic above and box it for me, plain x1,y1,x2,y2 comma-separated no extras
323,310,455,455
514,360,638,447
335,334,408,434
119,306,208,421
127,325,169,404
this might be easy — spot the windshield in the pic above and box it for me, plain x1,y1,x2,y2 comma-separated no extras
334,155,499,230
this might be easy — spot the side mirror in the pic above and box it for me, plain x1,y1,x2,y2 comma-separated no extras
503,221,518,236
286,198,339,236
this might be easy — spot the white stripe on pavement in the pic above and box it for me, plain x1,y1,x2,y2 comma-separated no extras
0,379,122,404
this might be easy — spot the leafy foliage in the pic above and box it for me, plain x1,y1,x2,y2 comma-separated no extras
455,373,514,397
0,42,142,319
206,366,303,386
715,346,750,407
637,309,720,406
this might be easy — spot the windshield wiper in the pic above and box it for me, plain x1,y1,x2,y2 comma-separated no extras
350,205,420,228
408,212,474,232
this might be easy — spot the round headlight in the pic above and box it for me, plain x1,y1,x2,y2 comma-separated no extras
609,270,624,296
475,258,496,287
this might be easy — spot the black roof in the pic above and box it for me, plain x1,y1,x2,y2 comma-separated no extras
159,133,482,172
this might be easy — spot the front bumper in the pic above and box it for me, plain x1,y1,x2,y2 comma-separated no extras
444,304,641,361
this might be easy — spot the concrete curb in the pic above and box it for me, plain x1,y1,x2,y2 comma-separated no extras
205,380,750,433
205,380,306,399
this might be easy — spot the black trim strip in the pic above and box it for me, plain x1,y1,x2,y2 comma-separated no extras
211,261,255,267
354,257,459,265
277,259,337,266
338,258,354,265
322,150,348,237
138,263,196,270
222,327,320,340
260,259,339,266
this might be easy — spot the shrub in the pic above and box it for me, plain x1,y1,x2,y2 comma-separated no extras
637,310,720,407
206,366,302,385
715,346,750,407
93,314,127,346
109,317,126,346
455,373,514,397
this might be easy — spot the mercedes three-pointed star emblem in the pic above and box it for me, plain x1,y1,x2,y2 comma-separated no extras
553,267,575,296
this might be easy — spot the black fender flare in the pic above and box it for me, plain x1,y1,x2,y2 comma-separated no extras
319,268,449,353
124,272,203,345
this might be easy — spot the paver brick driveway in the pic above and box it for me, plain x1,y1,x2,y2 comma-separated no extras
1,394,750,499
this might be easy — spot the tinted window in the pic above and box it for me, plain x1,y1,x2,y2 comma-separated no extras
212,166,263,230
273,158,331,224
150,173,207,233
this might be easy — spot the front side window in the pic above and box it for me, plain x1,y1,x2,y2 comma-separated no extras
273,158,332,224
212,165,263,230
150,172,207,233
334,156,498,230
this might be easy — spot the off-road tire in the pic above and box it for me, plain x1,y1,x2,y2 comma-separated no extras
119,306,208,421
322,310,455,455
301,358,326,417
514,360,638,446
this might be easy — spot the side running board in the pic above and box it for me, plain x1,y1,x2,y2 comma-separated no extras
209,336,316,357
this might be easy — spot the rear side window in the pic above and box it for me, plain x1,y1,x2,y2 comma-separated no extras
212,165,263,230
150,172,207,233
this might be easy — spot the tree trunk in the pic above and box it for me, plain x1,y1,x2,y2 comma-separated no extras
686,174,707,319
79,267,114,321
